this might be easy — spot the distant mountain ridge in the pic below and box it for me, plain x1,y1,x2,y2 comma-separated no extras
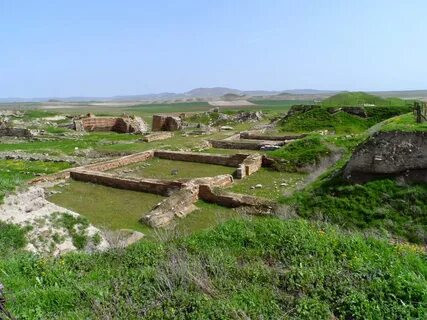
1,88,427,103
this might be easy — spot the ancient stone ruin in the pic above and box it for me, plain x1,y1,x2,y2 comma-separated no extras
152,114,182,131
143,132,173,142
0,120,36,138
73,113,148,134
31,149,269,229
207,130,305,151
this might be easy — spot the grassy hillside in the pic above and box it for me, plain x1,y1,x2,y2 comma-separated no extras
380,112,427,132
1,218,425,319
267,135,331,171
321,91,409,107
282,177,427,244
278,92,412,133
279,107,370,133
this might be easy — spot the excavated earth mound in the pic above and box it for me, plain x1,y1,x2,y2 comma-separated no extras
343,131,427,183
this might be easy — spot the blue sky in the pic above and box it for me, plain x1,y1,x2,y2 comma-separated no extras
1,0,426,98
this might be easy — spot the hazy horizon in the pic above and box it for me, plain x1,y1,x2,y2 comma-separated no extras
1,0,427,98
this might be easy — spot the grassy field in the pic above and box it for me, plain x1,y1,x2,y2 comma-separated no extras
1,218,425,319
227,167,305,200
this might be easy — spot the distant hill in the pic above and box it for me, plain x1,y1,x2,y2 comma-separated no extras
1,88,426,104
185,87,242,98
321,92,409,107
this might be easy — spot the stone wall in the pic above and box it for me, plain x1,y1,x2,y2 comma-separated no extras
142,185,199,228
198,185,274,212
74,115,148,133
0,128,34,138
209,139,284,150
83,150,154,172
154,150,248,167
152,115,182,131
70,169,183,196
143,132,173,142
242,154,263,176
240,132,306,141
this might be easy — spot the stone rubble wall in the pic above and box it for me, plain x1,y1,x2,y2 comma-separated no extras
209,139,284,150
198,185,274,211
74,116,148,133
142,185,199,228
143,132,173,142
242,154,263,176
152,115,182,131
0,127,34,138
70,169,183,196
83,150,154,172
154,150,249,167
142,174,233,228
240,132,306,141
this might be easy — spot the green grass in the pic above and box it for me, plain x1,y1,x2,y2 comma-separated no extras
48,181,165,234
282,178,427,244
187,111,226,125
267,135,331,172
22,109,58,120
0,131,140,155
321,92,409,107
250,99,312,111
44,126,68,134
280,106,370,133
228,167,305,200
1,218,425,319
0,221,27,257
279,105,412,134
380,113,427,132
0,160,71,203
48,182,240,238
126,101,211,115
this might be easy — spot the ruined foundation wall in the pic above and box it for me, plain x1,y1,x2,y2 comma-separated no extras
142,185,199,228
143,132,173,142
240,132,306,141
154,150,248,167
70,169,183,196
242,154,263,176
198,185,274,210
209,139,284,150
152,115,182,131
74,116,148,133
83,150,154,172
78,117,118,132
0,128,34,138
